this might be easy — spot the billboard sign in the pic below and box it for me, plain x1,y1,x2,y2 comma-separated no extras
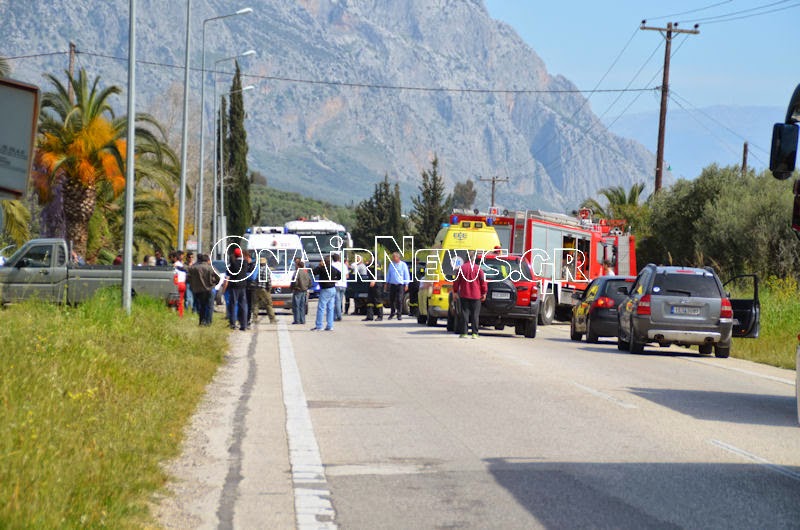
0,78,40,200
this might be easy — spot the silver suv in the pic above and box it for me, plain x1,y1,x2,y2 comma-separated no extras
616,265,760,358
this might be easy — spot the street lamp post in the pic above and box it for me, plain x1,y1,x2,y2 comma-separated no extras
176,0,191,252
216,84,254,257
197,6,253,253
122,0,137,314
212,50,255,250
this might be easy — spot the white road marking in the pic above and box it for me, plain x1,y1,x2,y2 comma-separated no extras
325,463,435,477
680,357,795,387
710,439,800,483
279,322,338,530
571,381,638,409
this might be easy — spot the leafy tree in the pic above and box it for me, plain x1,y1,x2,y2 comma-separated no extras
0,200,31,245
581,182,648,228
352,175,407,246
452,179,477,210
249,184,354,228
225,61,251,236
411,155,452,248
35,68,178,260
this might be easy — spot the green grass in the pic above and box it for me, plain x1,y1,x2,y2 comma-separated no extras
0,289,229,528
733,278,800,370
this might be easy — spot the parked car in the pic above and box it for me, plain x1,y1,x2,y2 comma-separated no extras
0,238,178,306
447,254,539,338
346,260,422,315
570,275,636,343
616,264,760,357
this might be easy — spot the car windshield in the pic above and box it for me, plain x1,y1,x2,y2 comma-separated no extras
652,273,721,298
300,234,342,255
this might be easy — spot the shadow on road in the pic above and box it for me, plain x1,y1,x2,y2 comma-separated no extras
628,387,797,427
484,458,800,529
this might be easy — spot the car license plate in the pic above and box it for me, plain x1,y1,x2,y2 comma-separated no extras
671,305,700,316
492,292,511,300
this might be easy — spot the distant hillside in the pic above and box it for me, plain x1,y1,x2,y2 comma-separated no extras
606,105,781,180
1,0,660,212
250,184,355,228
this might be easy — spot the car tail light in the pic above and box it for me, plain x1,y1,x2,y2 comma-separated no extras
720,298,733,319
432,282,442,295
591,296,615,310
636,294,651,316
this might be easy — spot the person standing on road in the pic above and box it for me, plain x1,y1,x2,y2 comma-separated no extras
385,252,410,320
291,257,311,325
227,247,249,331
244,251,259,326
188,254,220,326
363,257,384,322
184,251,196,314
452,250,487,339
332,253,347,321
311,256,340,331
154,249,167,267
254,256,277,324
173,252,187,318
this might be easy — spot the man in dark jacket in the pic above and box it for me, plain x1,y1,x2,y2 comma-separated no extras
227,247,250,331
311,257,340,331
187,254,220,326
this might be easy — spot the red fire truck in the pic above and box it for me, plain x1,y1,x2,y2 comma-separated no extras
450,207,637,325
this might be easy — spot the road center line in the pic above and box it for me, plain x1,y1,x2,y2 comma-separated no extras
571,381,637,409
710,439,800,483
278,321,338,529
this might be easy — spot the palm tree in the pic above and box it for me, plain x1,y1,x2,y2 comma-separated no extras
581,183,647,219
36,68,179,259
0,56,10,77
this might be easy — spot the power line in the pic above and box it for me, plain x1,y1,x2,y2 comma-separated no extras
698,1,800,24
645,1,733,21
74,49,657,95
677,0,795,23
4,51,69,61
667,93,746,162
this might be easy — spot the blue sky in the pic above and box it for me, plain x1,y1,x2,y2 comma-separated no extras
484,0,799,115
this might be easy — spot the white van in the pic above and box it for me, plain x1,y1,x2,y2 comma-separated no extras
246,230,303,310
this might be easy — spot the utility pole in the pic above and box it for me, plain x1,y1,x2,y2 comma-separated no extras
68,42,76,103
640,21,699,192
479,175,510,207
741,141,749,177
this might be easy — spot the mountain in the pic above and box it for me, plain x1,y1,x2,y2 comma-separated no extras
606,105,781,180
1,0,659,213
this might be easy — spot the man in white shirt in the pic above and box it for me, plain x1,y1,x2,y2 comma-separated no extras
332,253,347,321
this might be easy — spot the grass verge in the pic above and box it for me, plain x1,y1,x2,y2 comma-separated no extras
733,278,800,370
0,289,228,528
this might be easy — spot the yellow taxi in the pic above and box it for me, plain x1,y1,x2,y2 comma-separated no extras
417,217,502,326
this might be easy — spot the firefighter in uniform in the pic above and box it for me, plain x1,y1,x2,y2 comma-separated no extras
363,257,384,321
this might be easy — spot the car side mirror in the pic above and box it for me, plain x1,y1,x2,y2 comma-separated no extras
617,286,629,295
771,123,799,180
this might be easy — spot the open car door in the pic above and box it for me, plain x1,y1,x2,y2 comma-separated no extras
723,275,760,338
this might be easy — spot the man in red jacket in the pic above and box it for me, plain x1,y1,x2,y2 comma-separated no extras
452,251,488,338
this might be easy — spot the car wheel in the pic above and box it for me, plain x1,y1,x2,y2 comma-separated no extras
538,295,555,325
714,342,731,358
585,318,599,343
698,343,713,355
524,318,537,338
570,319,582,341
628,321,646,354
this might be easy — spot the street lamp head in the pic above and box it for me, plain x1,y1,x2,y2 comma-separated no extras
236,7,253,15
242,85,255,92
242,49,257,57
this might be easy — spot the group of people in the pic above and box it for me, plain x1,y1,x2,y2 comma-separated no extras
220,247,277,331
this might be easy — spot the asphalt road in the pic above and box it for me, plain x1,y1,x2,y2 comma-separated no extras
158,306,800,529
288,311,800,529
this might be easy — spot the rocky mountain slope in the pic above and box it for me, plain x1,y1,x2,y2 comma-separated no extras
1,0,659,211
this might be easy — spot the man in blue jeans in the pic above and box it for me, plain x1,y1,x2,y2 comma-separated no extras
291,258,311,324
311,256,340,331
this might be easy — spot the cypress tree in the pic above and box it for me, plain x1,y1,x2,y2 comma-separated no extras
411,156,451,248
225,61,252,236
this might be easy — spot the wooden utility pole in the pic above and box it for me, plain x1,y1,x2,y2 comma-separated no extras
640,21,699,192
479,175,510,207
68,42,76,103
741,141,749,177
